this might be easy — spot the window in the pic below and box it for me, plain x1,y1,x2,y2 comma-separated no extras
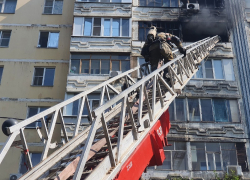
0,67,3,84
38,32,59,48
169,98,240,122
138,21,180,41
0,30,11,47
139,0,178,7
181,0,225,9
73,17,130,37
26,107,49,128
0,0,17,13
193,59,235,81
77,0,122,3
191,142,237,171
70,54,130,75
19,153,42,174
44,0,63,14
156,142,187,170
32,67,55,86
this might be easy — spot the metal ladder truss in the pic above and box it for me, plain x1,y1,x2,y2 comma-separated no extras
0,36,219,180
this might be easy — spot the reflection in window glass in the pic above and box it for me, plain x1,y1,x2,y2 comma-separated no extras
213,99,228,122
71,60,80,74
81,60,90,74
4,0,17,13
213,60,224,79
101,60,110,74
205,60,214,78
201,99,213,121
44,68,55,86
104,19,111,36
172,151,187,170
112,19,120,36
91,60,100,74
162,0,170,7
222,150,237,170
84,18,92,36
175,99,185,121
188,99,200,121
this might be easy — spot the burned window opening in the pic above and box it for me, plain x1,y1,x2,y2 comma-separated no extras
182,22,229,42
181,0,225,9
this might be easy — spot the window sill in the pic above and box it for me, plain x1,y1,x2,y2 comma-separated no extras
42,13,62,15
37,47,58,49
0,12,15,14
0,46,9,48
31,85,54,87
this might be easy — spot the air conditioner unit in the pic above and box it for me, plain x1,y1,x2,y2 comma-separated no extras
187,3,199,11
109,71,122,78
9,173,22,180
227,165,243,176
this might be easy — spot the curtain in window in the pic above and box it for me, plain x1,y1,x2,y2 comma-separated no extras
3,0,17,13
53,0,63,14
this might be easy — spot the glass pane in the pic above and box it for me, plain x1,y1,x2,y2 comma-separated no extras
0,39,9,47
213,99,228,122
171,0,178,7
213,60,224,79
33,77,43,85
192,149,206,170
31,153,42,166
82,101,88,115
0,4,2,12
93,27,101,36
112,19,120,36
70,60,80,74
207,154,215,170
81,60,90,74
121,61,130,72
112,0,121,2
104,19,111,36
2,31,11,38
44,68,55,86
112,61,120,71
172,151,187,170
3,0,17,13
92,55,109,59
122,19,129,37
205,60,214,78
139,0,146,6
45,0,53,6
168,101,174,121
92,100,99,110
222,150,237,170
223,59,235,81
44,7,53,13
191,142,205,150
94,18,101,26
34,68,44,76
91,60,100,74
196,65,203,78
84,18,92,36
215,154,222,170
157,151,171,169
100,0,110,2
39,32,49,48
101,60,110,74
162,0,170,7
221,143,236,150
72,99,79,115
0,67,3,84
188,99,200,121
65,94,74,115
53,0,63,14
175,142,186,150
229,100,240,122
48,32,59,48
201,99,213,121
26,107,38,128
175,98,185,121
206,143,220,152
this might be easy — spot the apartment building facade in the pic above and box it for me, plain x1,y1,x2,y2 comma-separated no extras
66,0,250,179
0,0,74,179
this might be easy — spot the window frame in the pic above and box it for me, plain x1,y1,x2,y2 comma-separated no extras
73,17,131,37
0,30,11,47
0,0,17,14
32,67,55,86
0,66,3,84
70,54,130,75
37,31,60,48
43,0,63,15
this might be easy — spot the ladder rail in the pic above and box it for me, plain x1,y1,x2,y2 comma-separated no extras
0,36,217,180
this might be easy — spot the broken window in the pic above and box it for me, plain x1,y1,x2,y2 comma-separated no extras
138,21,180,41
19,153,42,174
193,59,235,81
44,0,63,14
0,67,3,84
70,54,130,75
32,67,55,86
157,141,187,170
38,32,59,48
73,17,130,37
139,0,178,7
0,0,17,13
0,30,11,47
26,107,49,128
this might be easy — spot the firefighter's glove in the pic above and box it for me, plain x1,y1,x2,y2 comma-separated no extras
179,47,186,57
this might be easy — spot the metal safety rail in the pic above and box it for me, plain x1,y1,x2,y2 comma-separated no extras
0,36,219,180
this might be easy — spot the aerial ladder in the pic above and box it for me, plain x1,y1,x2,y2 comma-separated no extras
0,36,219,180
